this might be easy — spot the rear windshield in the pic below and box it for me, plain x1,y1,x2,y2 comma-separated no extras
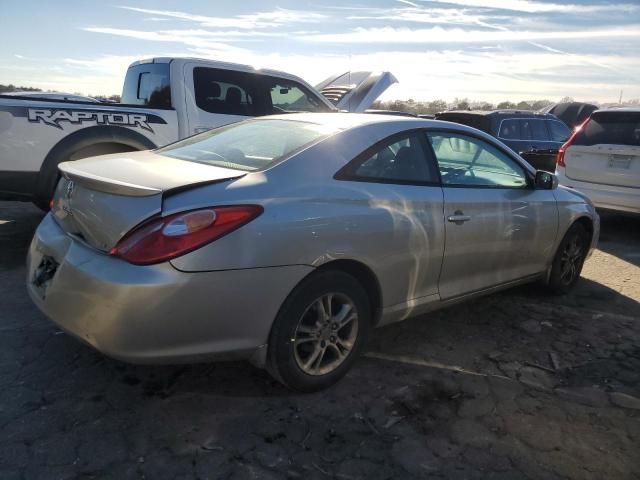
573,112,640,146
156,119,338,171
122,63,171,107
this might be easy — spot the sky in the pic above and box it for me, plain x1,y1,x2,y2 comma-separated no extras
1,0,639,103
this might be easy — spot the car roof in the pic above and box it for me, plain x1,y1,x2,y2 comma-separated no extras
264,112,434,130
439,109,557,119
260,113,511,143
131,57,309,82
593,107,640,114
260,113,536,175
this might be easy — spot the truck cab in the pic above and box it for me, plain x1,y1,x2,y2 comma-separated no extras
121,58,339,138
0,57,396,208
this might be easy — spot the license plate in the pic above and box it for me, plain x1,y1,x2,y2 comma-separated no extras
608,155,632,169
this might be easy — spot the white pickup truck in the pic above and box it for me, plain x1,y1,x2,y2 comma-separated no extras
0,57,396,208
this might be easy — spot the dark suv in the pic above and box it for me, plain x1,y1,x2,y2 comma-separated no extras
435,110,571,171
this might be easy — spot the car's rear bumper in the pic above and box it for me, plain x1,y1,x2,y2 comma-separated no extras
557,167,640,214
26,214,313,365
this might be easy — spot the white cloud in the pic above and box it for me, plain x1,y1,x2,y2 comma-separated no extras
417,0,640,14
4,2,638,103
301,26,640,44
82,27,252,55
118,6,327,29
396,0,420,7
348,7,490,27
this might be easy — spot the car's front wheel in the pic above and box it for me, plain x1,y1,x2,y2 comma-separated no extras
267,270,371,392
547,222,590,294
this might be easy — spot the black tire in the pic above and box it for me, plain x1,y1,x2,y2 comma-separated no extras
547,222,590,294
33,126,155,211
33,170,60,211
267,270,371,392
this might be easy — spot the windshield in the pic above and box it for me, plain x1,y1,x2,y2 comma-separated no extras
157,119,338,171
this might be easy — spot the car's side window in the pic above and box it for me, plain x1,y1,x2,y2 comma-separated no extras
498,119,520,140
520,119,550,141
427,132,528,188
337,132,438,184
193,67,261,116
547,120,571,142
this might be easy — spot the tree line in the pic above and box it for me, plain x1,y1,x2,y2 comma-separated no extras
371,97,565,115
3,83,638,113
0,84,122,102
371,96,640,115
0,84,42,94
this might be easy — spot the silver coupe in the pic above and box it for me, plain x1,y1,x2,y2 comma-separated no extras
27,113,599,391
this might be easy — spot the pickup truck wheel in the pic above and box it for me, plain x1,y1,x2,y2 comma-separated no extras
34,140,143,211
33,171,60,211
267,270,371,392
547,223,590,295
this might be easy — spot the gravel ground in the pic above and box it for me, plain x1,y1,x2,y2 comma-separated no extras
0,201,638,480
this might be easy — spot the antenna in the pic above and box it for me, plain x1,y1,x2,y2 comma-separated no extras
619,90,623,104
348,54,352,112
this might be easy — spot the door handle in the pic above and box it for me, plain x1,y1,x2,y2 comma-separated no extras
447,211,471,224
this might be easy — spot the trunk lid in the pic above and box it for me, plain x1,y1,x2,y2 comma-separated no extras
52,150,245,251
564,144,640,188
564,110,640,188
315,71,398,113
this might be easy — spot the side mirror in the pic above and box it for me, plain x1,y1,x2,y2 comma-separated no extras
534,170,558,190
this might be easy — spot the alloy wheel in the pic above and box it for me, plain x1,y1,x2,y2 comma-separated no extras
293,293,359,376
559,234,584,285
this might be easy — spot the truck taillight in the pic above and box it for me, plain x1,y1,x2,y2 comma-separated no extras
557,118,589,168
110,205,263,265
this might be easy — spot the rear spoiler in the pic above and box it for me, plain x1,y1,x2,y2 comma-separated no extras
59,162,162,197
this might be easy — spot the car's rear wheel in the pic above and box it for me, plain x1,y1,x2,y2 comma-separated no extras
267,270,371,392
547,222,590,294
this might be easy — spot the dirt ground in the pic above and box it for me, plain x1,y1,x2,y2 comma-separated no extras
0,201,638,480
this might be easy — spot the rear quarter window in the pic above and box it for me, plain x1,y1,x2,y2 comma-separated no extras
547,120,571,142
121,63,171,107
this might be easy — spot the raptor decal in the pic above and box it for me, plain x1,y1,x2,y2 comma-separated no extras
27,108,160,133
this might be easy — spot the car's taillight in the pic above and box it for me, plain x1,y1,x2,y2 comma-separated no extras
556,146,567,168
557,118,589,168
110,205,263,265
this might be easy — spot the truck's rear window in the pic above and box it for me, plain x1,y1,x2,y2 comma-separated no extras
122,63,171,107
574,111,640,147
156,119,338,171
